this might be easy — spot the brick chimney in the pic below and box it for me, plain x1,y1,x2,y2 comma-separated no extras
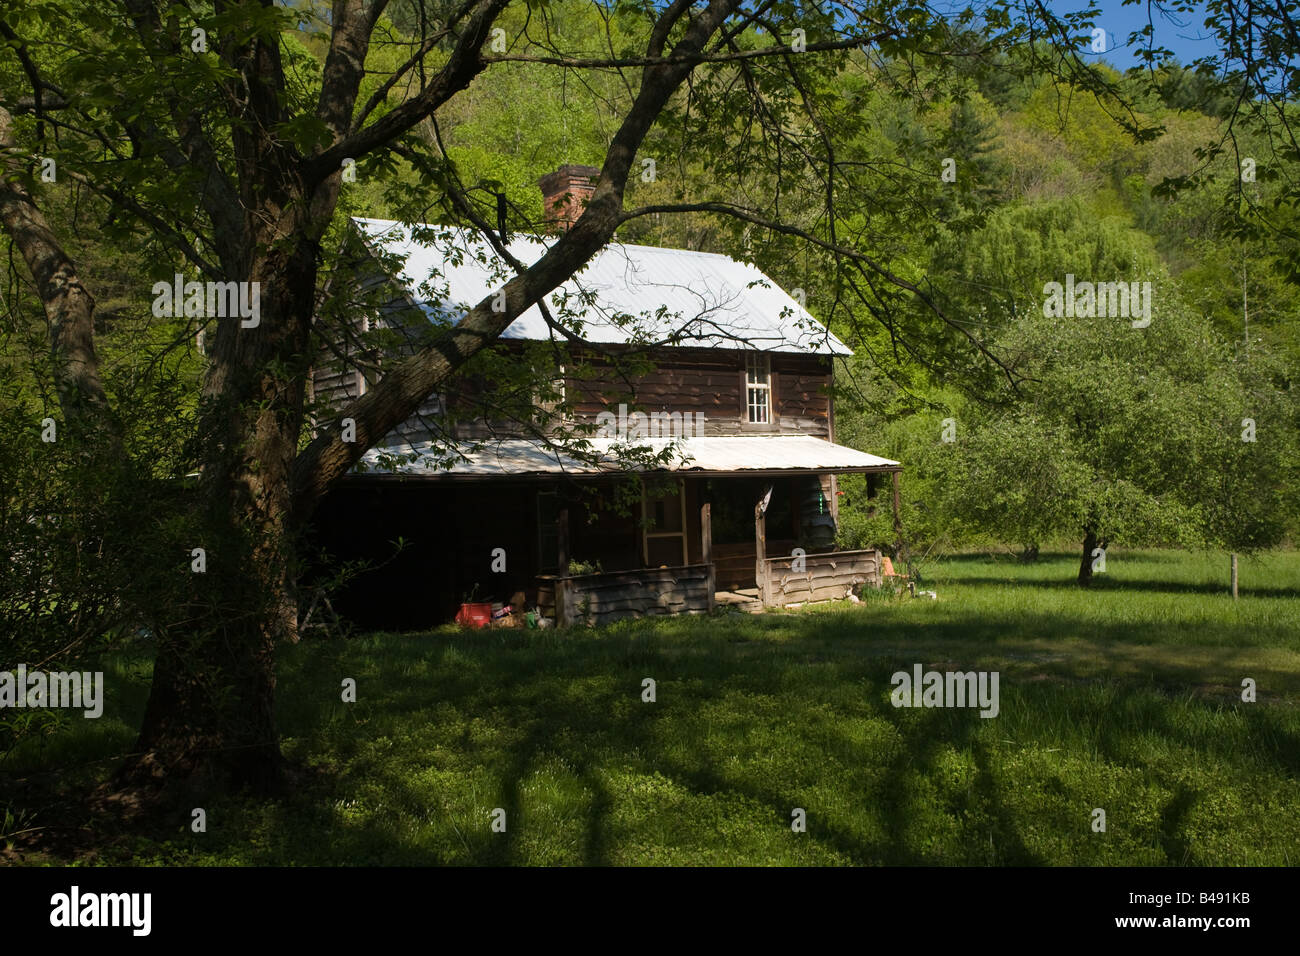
538,164,600,233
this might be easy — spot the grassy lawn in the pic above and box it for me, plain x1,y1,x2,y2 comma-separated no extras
7,548,1299,866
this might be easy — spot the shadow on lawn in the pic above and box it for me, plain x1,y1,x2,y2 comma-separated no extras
874,705,1042,865
93,591,1296,867
425,630,1050,865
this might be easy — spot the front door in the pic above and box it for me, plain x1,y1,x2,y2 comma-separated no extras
705,478,798,591
642,479,687,567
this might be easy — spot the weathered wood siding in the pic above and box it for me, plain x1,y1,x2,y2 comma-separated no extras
314,331,834,446
386,393,448,445
774,356,833,438
763,548,881,605
567,347,832,438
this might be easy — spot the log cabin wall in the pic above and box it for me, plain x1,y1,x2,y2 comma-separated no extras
774,355,834,438
565,346,833,438
314,325,835,446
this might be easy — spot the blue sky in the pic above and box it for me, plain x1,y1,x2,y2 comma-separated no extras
1052,1,1220,70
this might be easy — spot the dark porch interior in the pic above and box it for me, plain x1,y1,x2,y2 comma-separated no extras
308,469,896,631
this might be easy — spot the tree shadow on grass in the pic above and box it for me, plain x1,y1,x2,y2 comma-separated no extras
467,618,1297,865
116,606,1300,866
604,655,1042,865
1156,782,1199,865
870,701,1042,865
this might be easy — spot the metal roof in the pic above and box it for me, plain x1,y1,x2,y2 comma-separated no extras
353,435,899,480
352,217,852,355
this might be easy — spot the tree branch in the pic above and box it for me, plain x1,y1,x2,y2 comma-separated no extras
292,0,746,508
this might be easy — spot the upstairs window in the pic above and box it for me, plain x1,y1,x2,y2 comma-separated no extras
533,363,567,426
746,352,771,424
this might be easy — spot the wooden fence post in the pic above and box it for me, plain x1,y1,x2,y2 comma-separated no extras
702,500,715,612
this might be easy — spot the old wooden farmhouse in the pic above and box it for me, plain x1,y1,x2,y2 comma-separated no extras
309,166,902,629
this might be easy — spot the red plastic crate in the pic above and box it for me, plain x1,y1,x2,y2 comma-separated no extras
454,602,493,629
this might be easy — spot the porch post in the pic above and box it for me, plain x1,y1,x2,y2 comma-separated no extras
701,498,715,612
755,484,772,607
557,504,570,576
556,578,572,628
556,503,572,626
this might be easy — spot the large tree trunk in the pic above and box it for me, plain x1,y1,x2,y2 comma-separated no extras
125,457,296,792
1078,529,1098,586
125,189,318,792
0,107,115,439
128,612,281,792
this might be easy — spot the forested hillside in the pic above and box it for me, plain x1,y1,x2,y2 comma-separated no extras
317,0,1300,563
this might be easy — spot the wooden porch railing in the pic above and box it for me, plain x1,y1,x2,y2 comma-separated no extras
538,564,713,627
760,548,882,606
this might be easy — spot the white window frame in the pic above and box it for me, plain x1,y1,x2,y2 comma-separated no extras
746,352,771,424
533,363,567,424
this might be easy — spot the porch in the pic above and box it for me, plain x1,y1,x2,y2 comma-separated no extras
532,460,897,624
536,545,885,627
327,435,902,629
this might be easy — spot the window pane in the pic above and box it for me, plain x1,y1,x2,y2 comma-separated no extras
746,354,771,423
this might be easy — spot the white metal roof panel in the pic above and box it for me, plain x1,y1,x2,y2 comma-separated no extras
352,217,851,355
355,435,898,478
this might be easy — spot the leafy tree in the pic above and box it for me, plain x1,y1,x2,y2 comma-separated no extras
936,292,1298,584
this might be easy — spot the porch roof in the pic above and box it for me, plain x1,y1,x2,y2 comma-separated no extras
352,435,900,481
